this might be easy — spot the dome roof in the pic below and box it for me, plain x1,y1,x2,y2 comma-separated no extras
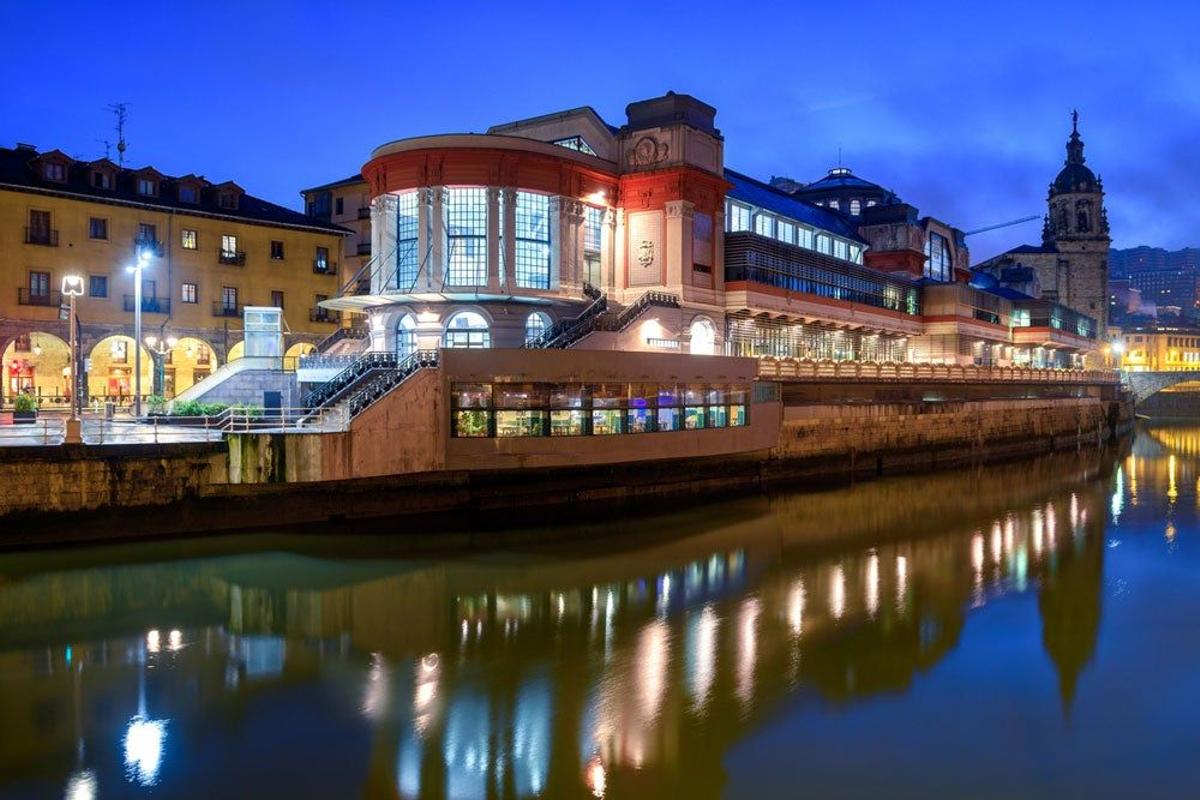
1051,111,1101,194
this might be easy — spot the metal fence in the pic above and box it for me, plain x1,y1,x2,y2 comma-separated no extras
756,357,1120,384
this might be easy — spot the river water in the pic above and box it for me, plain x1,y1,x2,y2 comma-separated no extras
0,425,1197,799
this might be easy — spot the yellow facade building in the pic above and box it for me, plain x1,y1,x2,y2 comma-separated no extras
0,143,348,404
1119,327,1200,372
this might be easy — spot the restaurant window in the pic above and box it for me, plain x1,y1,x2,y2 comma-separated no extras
450,383,492,437
591,383,625,435
494,383,545,438
550,384,585,436
683,384,707,429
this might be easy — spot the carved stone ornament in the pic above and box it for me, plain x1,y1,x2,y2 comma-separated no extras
638,240,655,268
630,136,669,167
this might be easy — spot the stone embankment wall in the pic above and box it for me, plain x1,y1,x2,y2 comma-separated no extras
0,394,1132,545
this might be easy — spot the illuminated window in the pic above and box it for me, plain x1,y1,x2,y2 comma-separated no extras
443,310,490,349
584,206,603,253
221,234,238,258
816,234,833,255
514,191,550,289
181,229,197,249
181,282,197,304
525,311,551,344
834,239,848,260
924,231,952,282
777,220,796,245
395,191,419,290
270,240,284,260
726,201,751,232
396,313,417,358
445,188,488,286
551,136,596,156
850,199,861,215
796,226,814,249
754,213,775,238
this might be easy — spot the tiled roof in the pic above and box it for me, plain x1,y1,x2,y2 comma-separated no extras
724,168,865,243
0,146,349,235
1007,243,1057,255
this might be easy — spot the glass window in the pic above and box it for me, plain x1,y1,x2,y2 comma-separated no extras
777,220,796,245
181,282,197,303
137,178,156,196
551,136,597,155
88,275,107,298
834,239,849,260
88,217,107,240
924,231,952,281
549,383,584,436
443,311,491,349
525,311,551,345
850,199,862,215
395,191,419,290
816,235,833,255
270,240,284,260
584,206,603,253
396,313,417,359
591,384,626,435
708,404,729,427
797,226,814,250
43,162,65,181
754,213,775,238
221,234,238,257
179,184,198,203
515,191,550,289
496,411,545,437
221,286,238,309
315,246,330,270
451,382,491,437
181,229,197,249
271,290,284,308
726,201,751,232
445,188,488,286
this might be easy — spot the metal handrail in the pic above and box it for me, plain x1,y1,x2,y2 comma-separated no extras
525,284,609,349
345,350,439,418
301,351,398,409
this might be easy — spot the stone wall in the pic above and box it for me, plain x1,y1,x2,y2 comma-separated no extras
0,443,225,538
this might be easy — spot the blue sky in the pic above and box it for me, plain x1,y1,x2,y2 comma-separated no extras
2,0,1196,260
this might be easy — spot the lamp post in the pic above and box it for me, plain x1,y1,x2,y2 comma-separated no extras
61,274,85,443
127,252,150,417
143,334,177,400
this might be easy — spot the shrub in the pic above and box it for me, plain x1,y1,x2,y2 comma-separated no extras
201,402,229,416
13,393,38,412
147,394,167,415
231,402,263,418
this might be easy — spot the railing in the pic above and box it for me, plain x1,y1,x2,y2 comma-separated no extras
597,290,680,332
302,351,398,409
298,353,360,371
357,207,371,220
17,289,62,307
219,250,247,266
310,308,336,323
345,350,439,418
24,227,58,246
0,417,64,445
755,357,1120,384
314,319,369,352
356,242,371,256
212,302,244,318
313,260,337,275
123,295,171,313
524,282,609,349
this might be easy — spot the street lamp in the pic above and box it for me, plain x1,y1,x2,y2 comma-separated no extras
126,252,150,417
143,334,177,399
61,274,85,443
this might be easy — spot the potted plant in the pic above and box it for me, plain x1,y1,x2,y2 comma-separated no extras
12,393,38,424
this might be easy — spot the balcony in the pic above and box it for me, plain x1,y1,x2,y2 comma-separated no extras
123,295,171,314
212,302,244,318
313,260,337,275
24,227,58,246
133,237,165,257
310,308,336,323
219,250,246,266
17,288,62,307
356,242,371,256
357,207,371,220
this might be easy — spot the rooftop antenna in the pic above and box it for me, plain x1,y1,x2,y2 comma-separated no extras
837,144,842,168
97,139,112,160
108,102,128,166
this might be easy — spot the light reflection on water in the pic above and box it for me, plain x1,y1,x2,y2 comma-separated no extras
5,425,1200,797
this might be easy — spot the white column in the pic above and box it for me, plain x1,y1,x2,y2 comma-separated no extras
370,195,385,294
560,199,584,294
501,188,517,293
601,207,617,293
430,187,447,290
376,194,398,292
548,196,563,291
486,187,501,293
418,188,434,292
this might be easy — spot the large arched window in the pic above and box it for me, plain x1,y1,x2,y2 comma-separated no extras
689,317,716,356
525,311,551,345
396,313,417,358
443,311,491,349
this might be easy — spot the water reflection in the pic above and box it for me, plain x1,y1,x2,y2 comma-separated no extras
5,430,1189,798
